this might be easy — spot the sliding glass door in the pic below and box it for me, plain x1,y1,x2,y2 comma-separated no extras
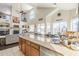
40,23,45,34
52,21,67,35
36,23,45,34
37,24,41,34
29,25,34,32
46,23,51,34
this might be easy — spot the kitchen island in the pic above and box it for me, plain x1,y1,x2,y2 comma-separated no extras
19,33,79,56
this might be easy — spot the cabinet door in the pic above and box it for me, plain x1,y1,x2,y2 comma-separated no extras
25,40,30,56
21,39,26,55
30,43,40,56
30,47,40,56
26,44,30,56
19,38,22,50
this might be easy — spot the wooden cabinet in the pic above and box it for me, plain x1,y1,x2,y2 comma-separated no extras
21,39,26,55
31,43,40,50
30,47,40,56
19,37,62,56
25,40,30,56
30,43,40,56
19,37,40,56
19,37,22,50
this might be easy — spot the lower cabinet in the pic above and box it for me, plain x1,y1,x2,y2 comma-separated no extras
6,34,18,45
21,39,26,55
25,40,30,56
19,37,22,50
30,47,40,56
0,38,6,46
30,43,40,56
19,37,62,56
19,37,40,56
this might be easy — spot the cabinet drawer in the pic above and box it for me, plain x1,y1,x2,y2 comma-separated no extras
31,43,40,50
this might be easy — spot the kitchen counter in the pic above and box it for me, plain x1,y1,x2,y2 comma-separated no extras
19,33,79,56
0,36,6,38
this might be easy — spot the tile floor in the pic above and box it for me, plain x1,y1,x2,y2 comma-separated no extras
0,43,18,50
0,46,24,56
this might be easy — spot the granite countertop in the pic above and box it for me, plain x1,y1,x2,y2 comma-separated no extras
19,33,79,56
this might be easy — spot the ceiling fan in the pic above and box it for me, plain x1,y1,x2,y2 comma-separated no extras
19,10,27,15
15,4,33,15
15,4,27,15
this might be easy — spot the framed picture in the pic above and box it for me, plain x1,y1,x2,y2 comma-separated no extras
13,16,20,23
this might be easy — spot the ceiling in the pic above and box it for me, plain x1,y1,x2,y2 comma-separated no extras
28,3,56,8
56,3,78,10
0,3,78,15
0,3,78,10
0,3,12,7
0,3,12,15
29,3,78,9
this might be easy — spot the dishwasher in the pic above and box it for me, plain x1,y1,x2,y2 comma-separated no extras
40,47,62,56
